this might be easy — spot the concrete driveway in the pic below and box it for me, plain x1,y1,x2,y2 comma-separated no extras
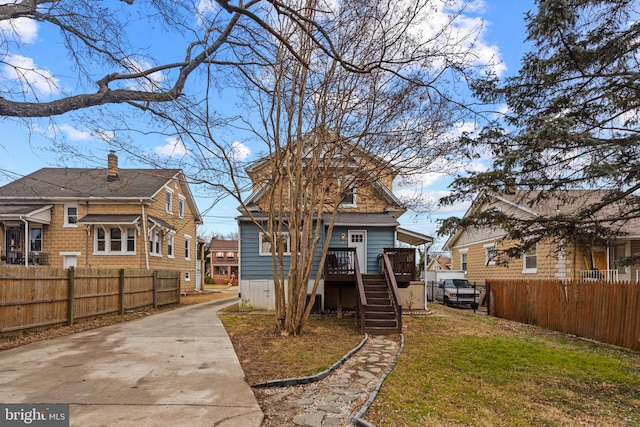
0,299,263,427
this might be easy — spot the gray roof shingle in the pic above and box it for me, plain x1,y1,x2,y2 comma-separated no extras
0,168,181,200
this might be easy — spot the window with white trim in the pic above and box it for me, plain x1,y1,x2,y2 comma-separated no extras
95,226,136,254
227,251,235,259
165,189,173,214
460,249,468,271
185,271,191,281
339,178,356,207
185,235,192,260
30,228,42,252
522,246,537,273
64,204,78,227
484,243,497,266
216,251,224,259
167,232,175,258
178,196,185,218
259,232,291,256
149,229,162,256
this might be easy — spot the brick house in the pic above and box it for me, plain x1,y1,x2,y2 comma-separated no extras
0,152,202,292
443,190,640,284
209,239,238,285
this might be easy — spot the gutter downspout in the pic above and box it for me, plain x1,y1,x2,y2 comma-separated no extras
142,202,149,270
20,217,28,268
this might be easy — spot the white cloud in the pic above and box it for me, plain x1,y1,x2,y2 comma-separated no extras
41,123,115,142
410,0,506,77
2,54,60,96
0,15,38,44
229,141,251,161
195,0,218,27
155,137,190,157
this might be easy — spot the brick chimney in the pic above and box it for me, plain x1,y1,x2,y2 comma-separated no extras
107,150,118,181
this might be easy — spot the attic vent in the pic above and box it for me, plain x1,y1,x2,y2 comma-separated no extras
107,151,118,180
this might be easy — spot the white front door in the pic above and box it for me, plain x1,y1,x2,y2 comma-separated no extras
348,231,367,273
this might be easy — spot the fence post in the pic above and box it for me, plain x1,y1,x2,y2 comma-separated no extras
153,270,158,310
486,282,491,316
67,267,75,326
119,269,125,315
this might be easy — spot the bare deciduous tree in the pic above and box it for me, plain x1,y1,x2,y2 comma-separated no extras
5,0,494,334
171,0,490,335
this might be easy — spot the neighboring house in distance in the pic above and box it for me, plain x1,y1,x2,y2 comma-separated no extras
209,239,238,285
443,190,640,284
236,132,431,332
0,151,203,292
427,256,451,271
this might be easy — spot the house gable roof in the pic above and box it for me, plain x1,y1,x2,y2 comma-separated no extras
444,189,640,250
0,167,202,224
0,168,181,200
209,240,239,251
241,128,406,216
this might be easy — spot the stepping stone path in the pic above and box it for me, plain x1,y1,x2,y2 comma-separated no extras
254,335,401,427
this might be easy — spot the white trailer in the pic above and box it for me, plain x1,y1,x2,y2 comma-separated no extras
425,270,466,301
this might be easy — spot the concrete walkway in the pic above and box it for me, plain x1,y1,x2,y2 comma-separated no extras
0,299,263,427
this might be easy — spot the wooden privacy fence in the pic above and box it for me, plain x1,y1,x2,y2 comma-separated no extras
488,279,640,351
0,266,180,336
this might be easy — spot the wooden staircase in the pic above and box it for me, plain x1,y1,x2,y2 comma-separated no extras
362,274,401,335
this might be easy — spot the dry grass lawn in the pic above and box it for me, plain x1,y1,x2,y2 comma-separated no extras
218,305,364,384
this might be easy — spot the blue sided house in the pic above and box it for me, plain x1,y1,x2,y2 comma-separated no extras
236,135,431,334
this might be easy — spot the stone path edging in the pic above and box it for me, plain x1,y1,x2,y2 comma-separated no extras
252,334,370,389
352,334,405,427
251,334,404,427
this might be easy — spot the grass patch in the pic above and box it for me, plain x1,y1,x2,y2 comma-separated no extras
365,305,640,426
219,312,363,384
180,290,237,305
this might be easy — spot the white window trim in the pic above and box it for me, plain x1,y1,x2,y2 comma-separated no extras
522,246,537,274
460,249,468,272
338,178,357,208
484,243,497,266
94,226,137,255
149,229,162,257
167,232,175,258
165,188,174,214
63,204,78,228
185,234,192,260
259,232,291,256
178,195,186,218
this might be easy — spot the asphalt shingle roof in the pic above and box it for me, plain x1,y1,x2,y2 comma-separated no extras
0,168,181,200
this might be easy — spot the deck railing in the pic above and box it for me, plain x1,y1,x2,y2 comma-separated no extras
381,252,403,332
353,251,367,333
382,247,415,286
324,247,356,281
579,269,619,282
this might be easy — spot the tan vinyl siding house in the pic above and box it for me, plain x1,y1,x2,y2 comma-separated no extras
444,190,640,285
0,152,202,292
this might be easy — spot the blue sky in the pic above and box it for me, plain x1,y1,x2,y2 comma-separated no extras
0,0,536,249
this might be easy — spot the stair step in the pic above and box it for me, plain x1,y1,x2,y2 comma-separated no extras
364,326,400,335
364,291,389,298
365,311,396,319
365,305,396,313
365,318,398,327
